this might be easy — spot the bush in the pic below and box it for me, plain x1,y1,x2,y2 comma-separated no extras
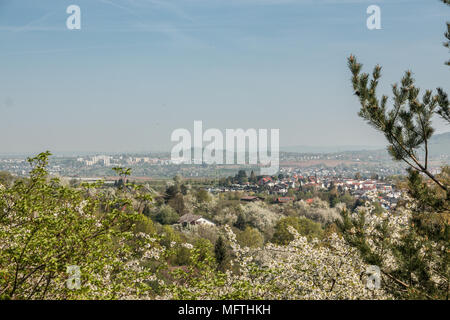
0,171,14,186
155,205,180,225
134,215,157,234
196,189,211,203
236,227,264,248
272,216,324,245
174,247,191,266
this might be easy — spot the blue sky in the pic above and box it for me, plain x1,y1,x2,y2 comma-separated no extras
0,0,448,153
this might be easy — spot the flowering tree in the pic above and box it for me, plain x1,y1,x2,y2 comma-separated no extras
0,152,165,299
338,196,449,299
162,226,390,300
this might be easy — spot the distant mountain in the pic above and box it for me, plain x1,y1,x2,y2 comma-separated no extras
280,145,384,154
280,132,450,156
429,132,450,157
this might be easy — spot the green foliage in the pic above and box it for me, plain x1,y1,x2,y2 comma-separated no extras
112,167,131,177
164,185,180,201
194,238,214,262
160,225,180,248
134,215,157,235
337,210,385,267
220,170,250,186
236,227,264,248
436,88,450,123
112,167,132,190
272,216,324,245
155,205,180,225
0,152,161,299
236,170,248,184
249,170,257,183
0,171,14,186
168,193,185,214
234,213,247,231
214,236,229,272
173,247,192,266
348,55,448,192
163,181,186,214
195,189,211,203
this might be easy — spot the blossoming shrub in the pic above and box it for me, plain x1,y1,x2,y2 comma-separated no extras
163,226,391,300
339,199,449,299
0,152,165,299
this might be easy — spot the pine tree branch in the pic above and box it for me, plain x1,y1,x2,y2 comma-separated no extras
348,55,448,192
416,111,429,170
381,269,435,300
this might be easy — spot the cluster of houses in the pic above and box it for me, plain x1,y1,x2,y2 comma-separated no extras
213,174,396,194
208,173,402,209
176,173,404,229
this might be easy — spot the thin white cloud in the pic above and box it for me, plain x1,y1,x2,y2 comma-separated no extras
7,11,58,32
98,0,194,21
138,0,195,22
99,0,142,18
96,0,203,46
